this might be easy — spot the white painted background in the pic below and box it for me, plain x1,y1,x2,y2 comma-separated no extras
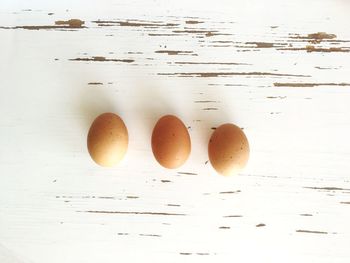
0,0,350,262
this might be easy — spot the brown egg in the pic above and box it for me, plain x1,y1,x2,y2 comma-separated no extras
208,123,249,176
151,115,191,169
87,113,128,167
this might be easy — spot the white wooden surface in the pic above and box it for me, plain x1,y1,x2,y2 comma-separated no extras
1,0,350,262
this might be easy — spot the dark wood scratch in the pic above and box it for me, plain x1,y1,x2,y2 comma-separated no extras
205,32,231,37
274,82,350,87
278,46,350,53
315,66,334,70
79,210,187,216
69,56,134,63
223,215,243,218
174,61,250,65
266,96,287,99
202,108,218,111
155,50,194,55
119,21,178,27
211,40,238,43
126,196,139,199
159,72,310,77
219,226,230,229
56,195,115,199
177,172,197,175
194,100,220,103
256,223,266,227
173,29,218,34
139,234,161,237
185,20,203,24
180,252,211,256
296,230,328,234
161,180,172,183
223,84,248,87
92,20,179,27
166,204,180,207
219,190,241,194
304,187,350,191
300,214,313,216
148,33,183,36
88,82,103,85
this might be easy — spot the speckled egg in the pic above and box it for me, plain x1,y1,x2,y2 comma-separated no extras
87,113,128,167
151,115,191,169
208,123,249,176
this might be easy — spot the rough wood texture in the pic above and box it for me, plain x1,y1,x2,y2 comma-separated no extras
0,0,349,262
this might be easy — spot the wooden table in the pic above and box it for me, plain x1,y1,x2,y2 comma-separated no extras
1,0,349,262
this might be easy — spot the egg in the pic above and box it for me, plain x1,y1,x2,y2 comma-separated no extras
208,123,249,176
87,113,128,167
151,115,191,169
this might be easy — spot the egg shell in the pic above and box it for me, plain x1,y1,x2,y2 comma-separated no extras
87,113,128,167
208,123,249,176
151,115,191,169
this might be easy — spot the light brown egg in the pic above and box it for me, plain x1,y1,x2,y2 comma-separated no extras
87,113,128,167
151,115,191,169
208,123,249,176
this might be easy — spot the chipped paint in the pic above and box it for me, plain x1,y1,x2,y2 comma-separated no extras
0,19,85,30
245,42,275,48
55,19,84,28
290,32,337,43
